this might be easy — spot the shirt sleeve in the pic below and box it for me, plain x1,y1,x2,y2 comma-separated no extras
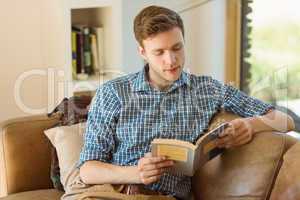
211,78,274,117
78,84,120,167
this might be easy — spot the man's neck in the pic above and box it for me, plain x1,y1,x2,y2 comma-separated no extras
149,79,171,91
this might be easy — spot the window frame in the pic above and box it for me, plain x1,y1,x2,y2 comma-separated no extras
225,0,252,92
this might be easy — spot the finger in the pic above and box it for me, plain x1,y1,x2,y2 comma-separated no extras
232,135,252,147
216,136,232,148
218,135,232,144
144,152,152,158
141,168,167,178
141,175,162,185
234,127,249,139
142,156,167,165
138,156,166,170
219,125,234,137
231,126,247,138
233,133,248,144
232,132,253,146
142,160,174,171
230,119,243,130
224,128,250,148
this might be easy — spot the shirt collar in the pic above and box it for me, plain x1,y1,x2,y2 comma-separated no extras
170,70,191,91
131,65,152,92
132,64,191,92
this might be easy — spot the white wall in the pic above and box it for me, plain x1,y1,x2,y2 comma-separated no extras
120,0,226,80
0,0,67,122
0,0,226,122
121,0,156,74
181,0,226,81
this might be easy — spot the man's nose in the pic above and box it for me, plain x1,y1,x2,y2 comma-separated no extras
164,51,176,66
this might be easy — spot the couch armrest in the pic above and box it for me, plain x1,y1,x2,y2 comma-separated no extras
192,131,298,200
192,110,299,200
0,114,60,196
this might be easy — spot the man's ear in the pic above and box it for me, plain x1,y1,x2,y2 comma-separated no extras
138,46,147,61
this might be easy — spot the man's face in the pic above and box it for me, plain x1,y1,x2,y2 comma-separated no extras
139,27,185,88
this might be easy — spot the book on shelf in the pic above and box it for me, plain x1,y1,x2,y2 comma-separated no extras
151,123,229,176
71,25,105,80
71,31,77,80
91,27,105,75
72,26,84,77
90,34,100,75
82,27,93,75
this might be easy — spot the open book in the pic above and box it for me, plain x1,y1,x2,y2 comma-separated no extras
151,123,229,176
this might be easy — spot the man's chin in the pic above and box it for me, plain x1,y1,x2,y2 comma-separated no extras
165,74,181,82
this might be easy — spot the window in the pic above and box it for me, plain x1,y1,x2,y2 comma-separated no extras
240,0,300,133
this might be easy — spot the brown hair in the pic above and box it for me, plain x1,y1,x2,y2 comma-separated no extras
133,5,184,47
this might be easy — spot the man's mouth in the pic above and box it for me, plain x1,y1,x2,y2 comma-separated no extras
165,67,179,73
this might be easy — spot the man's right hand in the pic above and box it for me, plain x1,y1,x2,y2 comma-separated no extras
137,152,174,185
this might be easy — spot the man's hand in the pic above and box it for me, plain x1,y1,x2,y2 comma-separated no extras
216,118,254,149
137,152,174,185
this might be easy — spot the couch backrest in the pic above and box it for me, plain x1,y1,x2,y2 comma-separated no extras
0,114,60,196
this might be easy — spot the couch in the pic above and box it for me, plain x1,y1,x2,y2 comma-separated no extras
0,111,300,200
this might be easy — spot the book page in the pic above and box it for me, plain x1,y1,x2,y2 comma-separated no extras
196,123,229,146
203,140,218,154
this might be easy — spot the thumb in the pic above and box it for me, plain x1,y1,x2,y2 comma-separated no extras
230,119,243,129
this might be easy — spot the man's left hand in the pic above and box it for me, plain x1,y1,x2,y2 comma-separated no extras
216,118,254,149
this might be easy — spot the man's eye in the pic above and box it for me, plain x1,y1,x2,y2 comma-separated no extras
154,51,163,56
173,45,182,51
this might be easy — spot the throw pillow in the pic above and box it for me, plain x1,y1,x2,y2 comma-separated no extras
47,95,92,190
44,122,86,189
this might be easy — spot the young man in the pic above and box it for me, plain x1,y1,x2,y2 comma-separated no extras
78,5,295,200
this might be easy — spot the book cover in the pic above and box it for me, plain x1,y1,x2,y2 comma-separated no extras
75,30,84,75
151,123,229,176
83,27,93,75
90,34,100,75
71,31,77,80
91,27,105,74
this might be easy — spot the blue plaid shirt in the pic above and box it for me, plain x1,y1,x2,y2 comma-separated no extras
79,66,273,199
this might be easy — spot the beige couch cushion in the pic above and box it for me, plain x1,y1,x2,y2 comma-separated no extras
44,123,86,188
0,189,63,200
269,141,300,200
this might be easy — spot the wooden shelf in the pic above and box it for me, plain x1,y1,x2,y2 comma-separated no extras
72,73,121,92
